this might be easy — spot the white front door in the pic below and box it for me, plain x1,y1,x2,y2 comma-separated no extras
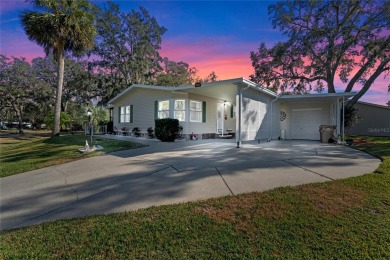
216,103,224,134
291,108,322,140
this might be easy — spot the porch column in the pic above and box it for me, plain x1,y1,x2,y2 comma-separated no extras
236,88,241,148
336,98,341,136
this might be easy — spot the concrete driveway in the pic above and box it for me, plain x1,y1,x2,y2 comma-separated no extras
0,138,380,230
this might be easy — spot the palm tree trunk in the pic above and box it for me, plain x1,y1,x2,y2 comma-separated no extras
52,49,65,137
13,104,24,134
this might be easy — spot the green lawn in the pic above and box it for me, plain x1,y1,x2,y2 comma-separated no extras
1,137,389,258
350,136,390,175
0,132,145,177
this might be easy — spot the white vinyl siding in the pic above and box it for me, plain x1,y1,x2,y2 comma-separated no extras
174,100,186,121
114,88,173,130
238,88,276,141
190,101,202,122
158,100,170,119
112,88,234,136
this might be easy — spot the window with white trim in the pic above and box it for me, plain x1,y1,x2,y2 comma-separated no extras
174,100,186,121
190,100,202,122
158,100,170,119
120,106,131,123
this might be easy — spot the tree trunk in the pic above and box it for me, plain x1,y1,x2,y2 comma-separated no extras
63,100,68,113
18,116,24,134
52,49,65,137
10,99,24,134
14,106,24,134
327,78,336,93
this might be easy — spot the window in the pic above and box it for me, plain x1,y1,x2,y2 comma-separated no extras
231,105,236,118
120,105,131,123
190,101,202,122
174,100,186,121
158,100,170,119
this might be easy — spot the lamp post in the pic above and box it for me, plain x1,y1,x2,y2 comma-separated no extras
87,108,93,145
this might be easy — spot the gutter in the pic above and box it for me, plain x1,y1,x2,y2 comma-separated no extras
269,94,281,141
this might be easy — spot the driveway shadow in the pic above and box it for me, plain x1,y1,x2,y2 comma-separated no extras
0,140,380,230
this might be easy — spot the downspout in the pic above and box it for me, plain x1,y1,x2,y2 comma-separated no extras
336,98,340,139
269,94,280,141
237,84,251,148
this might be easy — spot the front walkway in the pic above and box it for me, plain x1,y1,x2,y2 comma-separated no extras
0,138,380,230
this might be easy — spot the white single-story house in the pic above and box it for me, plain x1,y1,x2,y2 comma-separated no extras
108,78,355,146
347,101,390,137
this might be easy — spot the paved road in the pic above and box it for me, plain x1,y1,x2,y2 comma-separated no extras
0,138,380,230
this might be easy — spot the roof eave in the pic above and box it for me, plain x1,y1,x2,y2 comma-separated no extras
279,92,357,100
241,78,278,97
107,84,193,105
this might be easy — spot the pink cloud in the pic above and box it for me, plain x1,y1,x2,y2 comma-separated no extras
1,31,45,61
190,56,253,79
160,36,256,79
360,78,389,106
359,87,389,106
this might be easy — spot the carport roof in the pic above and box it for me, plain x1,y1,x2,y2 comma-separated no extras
279,92,356,102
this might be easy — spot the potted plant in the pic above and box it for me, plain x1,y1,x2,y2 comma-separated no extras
147,127,154,138
345,138,353,146
121,127,128,136
132,127,140,137
190,132,198,140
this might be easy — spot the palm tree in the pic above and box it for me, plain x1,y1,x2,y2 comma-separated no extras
20,0,96,137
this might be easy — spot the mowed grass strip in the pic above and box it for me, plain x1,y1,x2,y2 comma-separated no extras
1,137,389,258
0,133,145,177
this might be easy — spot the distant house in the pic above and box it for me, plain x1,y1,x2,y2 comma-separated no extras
347,101,390,137
108,78,355,145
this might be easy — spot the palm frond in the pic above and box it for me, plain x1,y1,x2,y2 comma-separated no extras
20,0,96,56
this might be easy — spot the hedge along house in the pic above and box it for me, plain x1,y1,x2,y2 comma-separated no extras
108,78,355,146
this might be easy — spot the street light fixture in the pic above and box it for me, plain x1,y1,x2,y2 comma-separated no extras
87,108,93,145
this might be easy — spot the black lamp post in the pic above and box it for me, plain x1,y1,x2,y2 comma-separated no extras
87,108,93,145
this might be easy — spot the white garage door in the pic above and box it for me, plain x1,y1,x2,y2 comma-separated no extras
292,108,322,140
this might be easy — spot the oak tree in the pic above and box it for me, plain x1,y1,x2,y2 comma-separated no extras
250,0,390,108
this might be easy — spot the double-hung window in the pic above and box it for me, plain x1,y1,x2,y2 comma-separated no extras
174,100,186,121
190,101,202,122
120,106,131,123
158,100,170,119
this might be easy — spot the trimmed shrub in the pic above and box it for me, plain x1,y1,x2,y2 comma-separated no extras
155,118,180,142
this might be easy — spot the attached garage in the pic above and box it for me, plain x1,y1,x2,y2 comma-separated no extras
278,93,355,141
291,108,322,140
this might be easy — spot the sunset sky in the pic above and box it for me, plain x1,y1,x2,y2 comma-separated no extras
1,0,388,106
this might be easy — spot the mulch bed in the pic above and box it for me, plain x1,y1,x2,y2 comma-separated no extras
353,139,377,145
